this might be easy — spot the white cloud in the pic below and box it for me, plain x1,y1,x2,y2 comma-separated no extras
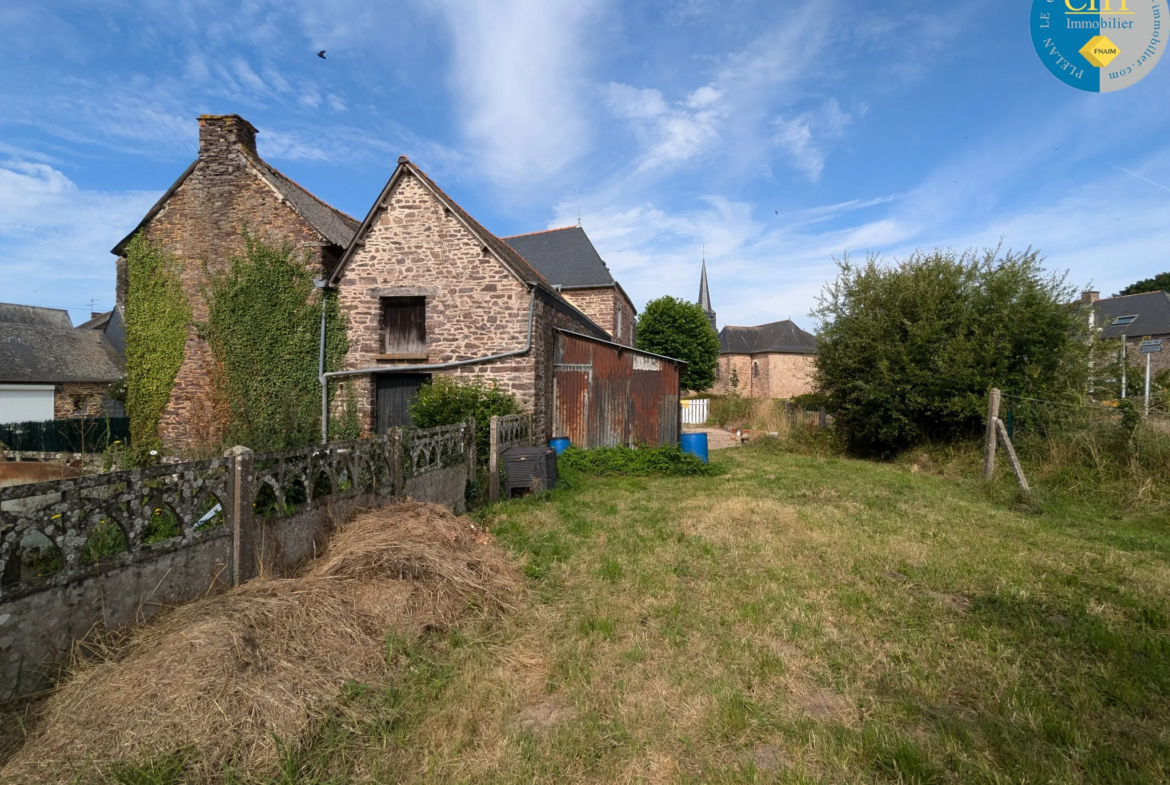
326,94,347,112
606,82,724,173
431,0,606,185
770,99,852,181
0,161,160,318
232,58,267,92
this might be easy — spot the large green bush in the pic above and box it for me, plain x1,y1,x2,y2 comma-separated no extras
636,296,720,392
204,234,348,452
409,376,523,464
813,248,1091,457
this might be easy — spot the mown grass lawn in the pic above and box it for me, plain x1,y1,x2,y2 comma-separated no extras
89,444,1170,784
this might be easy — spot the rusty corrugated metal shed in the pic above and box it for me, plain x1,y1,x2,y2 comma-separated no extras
553,329,684,449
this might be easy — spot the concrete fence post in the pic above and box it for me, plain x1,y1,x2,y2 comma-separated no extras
224,445,256,587
466,418,477,484
983,388,1001,481
388,429,403,497
489,415,500,503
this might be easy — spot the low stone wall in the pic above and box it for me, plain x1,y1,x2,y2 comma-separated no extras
0,421,475,699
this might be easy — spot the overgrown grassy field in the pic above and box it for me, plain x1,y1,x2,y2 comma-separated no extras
29,444,1170,783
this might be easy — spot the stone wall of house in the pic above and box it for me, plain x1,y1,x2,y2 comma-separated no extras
54,382,110,419
116,116,337,451
560,287,637,347
711,353,816,398
337,170,538,433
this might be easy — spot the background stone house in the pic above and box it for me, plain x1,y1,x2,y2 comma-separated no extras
1088,289,1170,378
711,320,817,399
0,304,124,424
326,158,611,439
112,114,359,449
503,226,637,346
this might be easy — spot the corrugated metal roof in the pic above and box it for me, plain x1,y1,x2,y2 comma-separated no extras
719,320,816,355
1095,291,1170,339
503,226,617,288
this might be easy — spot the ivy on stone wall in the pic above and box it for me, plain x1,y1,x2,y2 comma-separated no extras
204,234,349,451
124,234,191,449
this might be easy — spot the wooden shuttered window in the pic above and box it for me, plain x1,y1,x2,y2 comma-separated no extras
381,297,426,356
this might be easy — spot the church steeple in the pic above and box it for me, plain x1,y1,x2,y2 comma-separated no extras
698,253,716,331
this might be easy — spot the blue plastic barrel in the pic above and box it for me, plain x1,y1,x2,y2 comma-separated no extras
549,437,571,455
680,432,709,463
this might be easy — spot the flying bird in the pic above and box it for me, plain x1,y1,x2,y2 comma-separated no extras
317,50,326,59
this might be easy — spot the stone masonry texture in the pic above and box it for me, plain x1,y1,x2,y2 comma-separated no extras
116,116,342,452
711,353,816,399
338,171,547,436
562,287,637,347
54,382,111,419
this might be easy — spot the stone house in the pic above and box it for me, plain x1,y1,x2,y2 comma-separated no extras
0,304,124,424
710,320,817,399
503,226,637,346
1088,289,1170,379
111,115,359,449
324,157,611,439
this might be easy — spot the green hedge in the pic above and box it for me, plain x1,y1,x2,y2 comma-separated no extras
557,445,710,477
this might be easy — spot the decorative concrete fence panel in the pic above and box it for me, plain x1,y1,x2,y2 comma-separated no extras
0,421,474,700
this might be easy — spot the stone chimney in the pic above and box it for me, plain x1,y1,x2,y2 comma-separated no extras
198,114,258,160
1081,290,1100,305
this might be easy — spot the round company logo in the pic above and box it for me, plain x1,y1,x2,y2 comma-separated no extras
1030,0,1164,91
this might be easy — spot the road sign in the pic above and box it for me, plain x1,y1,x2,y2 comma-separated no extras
1140,338,1163,354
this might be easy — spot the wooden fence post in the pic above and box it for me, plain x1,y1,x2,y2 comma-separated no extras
225,445,256,587
994,418,1030,492
982,388,1001,480
489,415,500,502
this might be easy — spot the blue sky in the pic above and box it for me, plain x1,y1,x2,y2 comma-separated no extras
2,0,1169,330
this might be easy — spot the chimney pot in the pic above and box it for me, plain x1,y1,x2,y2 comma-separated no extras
198,114,259,160
1081,290,1100,305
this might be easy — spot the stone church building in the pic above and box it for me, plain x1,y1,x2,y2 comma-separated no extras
697,265,818,399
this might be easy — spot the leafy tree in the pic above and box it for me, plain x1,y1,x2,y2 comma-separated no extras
410,376,522,464
813,248,1092,457
1116,272,1170,296
635,296,720,391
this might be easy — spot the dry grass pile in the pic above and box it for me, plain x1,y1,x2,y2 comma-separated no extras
2,502,523,782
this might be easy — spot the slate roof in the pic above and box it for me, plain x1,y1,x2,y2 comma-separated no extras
1096,291,1170,339
0,303,73,330
0,324,123,384
110,155,359,256
502,226,617,288
719,320,816,355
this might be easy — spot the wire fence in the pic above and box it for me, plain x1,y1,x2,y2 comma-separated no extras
996,391,1170,504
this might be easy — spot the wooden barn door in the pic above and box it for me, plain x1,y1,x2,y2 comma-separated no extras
375,374,430,434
